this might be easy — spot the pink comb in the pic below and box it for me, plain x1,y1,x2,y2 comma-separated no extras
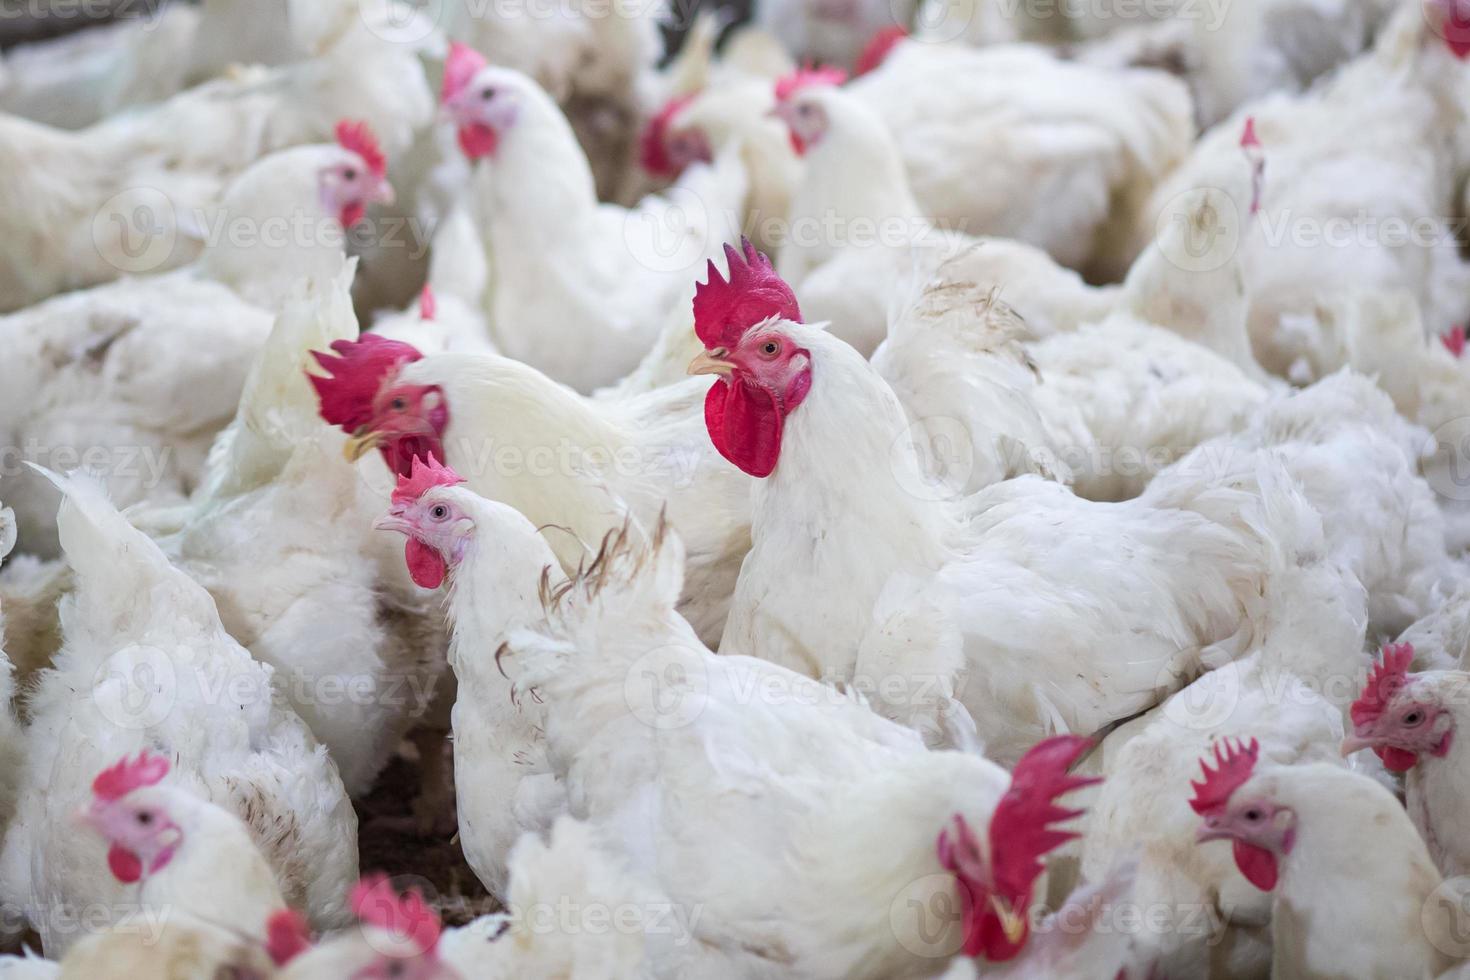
1442,325,1466,358
92,750,170,802
988,735,1099,899
855,25,906,76
693,238,803,349
419,285,437,322
265,909,312,966
774,64,847,102
639,93,696,177
335,120,386,179
1188,737,1260,816
308,335,423,430
391,453,465,506
350,874,442,956
1350,642,1415,728
1239,116,1260,150
443,42,488,104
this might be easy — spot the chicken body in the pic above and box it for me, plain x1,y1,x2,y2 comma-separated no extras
778,82,1119,355
0,8,431,313
0,471,357,954
848,41,1194,279
1077,502,1368,978
130,262,451,797
338,348,752,645
445,63,748,392
0,138,388,558
1208,762,1457,978
1140,5,1470,379
509,521,1084,978
722,318,1304,763
383,481,572,896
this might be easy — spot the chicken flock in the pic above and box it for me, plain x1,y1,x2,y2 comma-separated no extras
0,0,1468,976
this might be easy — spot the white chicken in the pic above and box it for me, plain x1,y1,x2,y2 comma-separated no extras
0,123,395,558
697,242,1304,763
441,0,662,199
1144,371,1450,635
1189,741,1461,978
771,71,1122,353
436,42,749,391
1138,3,1470,379
635,26,799,257
507,516,1100,977
753,0,918,70
846,38,1195,279
120,261,452,798
0,8,431,313
309,291,753,645
372,455,570,896
0,469,358,954
1075,487,1368,978
1343,643,1470,881
0,505,24,842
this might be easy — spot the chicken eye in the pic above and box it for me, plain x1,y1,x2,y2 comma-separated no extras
481,87,496,100
1404,710,1424,726
387,962,405,978
343,167,357,181
136,811,153,826
430,505,449,521
391,397,407,411
761,341,780,357
1243,808,1262,822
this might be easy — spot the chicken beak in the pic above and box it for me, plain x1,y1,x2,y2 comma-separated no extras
343,427,383,462
1340,734,1377,757
371,180,396,207
987,895,1027,945
1195,822,1233,844
373,513,414,535
688,348,734,378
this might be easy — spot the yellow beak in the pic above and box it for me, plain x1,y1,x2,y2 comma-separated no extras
688,348,734,377
343,428,382,462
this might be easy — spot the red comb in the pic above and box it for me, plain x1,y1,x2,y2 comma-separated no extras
265,909,312,966
1188,737,1260,816
419,285,437,322
308,335,423,430
391,453,465,506
1350,642,1415,727
1239,116,1260,150
335,120,386,179
693,238,802,349
1442,325,1465,358
855,25,906,76
988,735,1099,900
774,64,847,102
639,94,696,178
350,874,441,956
443,42,488,104
92,750,170,802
